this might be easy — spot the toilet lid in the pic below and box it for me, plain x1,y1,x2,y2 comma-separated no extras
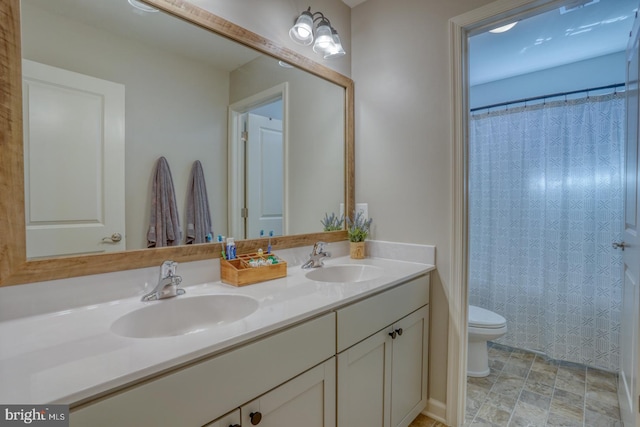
469,305,506,328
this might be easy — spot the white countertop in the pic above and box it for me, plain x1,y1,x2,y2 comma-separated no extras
0,256,434,405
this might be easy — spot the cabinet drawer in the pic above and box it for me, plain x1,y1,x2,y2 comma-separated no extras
71,312,336,427
336,275,429,352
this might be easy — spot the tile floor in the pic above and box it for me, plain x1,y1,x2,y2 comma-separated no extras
410,414,448,427
408,343,621,427
464,343,622,427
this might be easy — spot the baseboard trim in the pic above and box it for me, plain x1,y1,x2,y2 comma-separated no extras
423,398,447,424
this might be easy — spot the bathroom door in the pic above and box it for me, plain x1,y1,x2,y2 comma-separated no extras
245,113,283,239
619,8,640,426
22,60,126,258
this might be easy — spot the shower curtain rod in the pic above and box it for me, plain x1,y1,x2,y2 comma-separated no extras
470,82,625,113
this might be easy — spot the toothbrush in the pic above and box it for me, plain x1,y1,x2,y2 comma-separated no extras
218,235,226,260
268,230,273,253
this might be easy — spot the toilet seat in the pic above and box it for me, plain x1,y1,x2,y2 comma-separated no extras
469,305,506,329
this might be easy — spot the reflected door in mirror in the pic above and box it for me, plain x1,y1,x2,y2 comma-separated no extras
22,60,125,258
246,113,283,239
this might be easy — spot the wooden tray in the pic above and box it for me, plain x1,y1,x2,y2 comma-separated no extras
220,252,287,286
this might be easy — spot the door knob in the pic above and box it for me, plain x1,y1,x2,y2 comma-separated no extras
102,232,122,243
250,411,262,425
612,241,626,251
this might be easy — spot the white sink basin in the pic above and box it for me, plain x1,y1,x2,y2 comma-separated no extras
111,295,259,338
305,264,383,283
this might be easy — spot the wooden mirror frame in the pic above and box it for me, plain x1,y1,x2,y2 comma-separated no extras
0,0,354,286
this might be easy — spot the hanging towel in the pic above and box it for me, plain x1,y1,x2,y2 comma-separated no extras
185,160,212,244
147,156,181,247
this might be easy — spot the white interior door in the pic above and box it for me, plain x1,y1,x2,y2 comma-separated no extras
619,8,640,426
246,113,283,239
22,60,125,258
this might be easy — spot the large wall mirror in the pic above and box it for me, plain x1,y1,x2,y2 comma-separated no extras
0,0,354,286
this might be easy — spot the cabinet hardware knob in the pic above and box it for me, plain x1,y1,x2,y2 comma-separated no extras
229,424,241,427
250,411,262,425
389,330,397,339
396,328,403,336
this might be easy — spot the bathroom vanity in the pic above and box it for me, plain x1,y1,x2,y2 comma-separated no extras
0,256,432,427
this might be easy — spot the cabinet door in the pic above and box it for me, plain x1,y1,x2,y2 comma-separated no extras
337,328,392,427
203,409,240,427
390,306,429,427
240,358,335,427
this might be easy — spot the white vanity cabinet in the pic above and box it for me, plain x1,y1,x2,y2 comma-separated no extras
204,409,241,427
336,275,429,427
240,358,336,427
70,272,430,427
206,357,335,427
70,313,336,427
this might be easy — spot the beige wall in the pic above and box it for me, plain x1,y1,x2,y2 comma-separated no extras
191,0,352,77
22,2,229,250
350,0,495,406
229,56,345,235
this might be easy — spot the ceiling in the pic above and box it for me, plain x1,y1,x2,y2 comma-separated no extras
341,0,368,8
469,0,638,86
25,0,262,72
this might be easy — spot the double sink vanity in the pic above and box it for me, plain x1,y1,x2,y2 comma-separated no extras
0,247,434,427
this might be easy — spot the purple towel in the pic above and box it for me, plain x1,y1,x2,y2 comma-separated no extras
185,160,212,244
147,156,181,247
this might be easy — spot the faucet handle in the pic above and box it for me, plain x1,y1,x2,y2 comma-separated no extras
161,260,177,278
313,241,327,255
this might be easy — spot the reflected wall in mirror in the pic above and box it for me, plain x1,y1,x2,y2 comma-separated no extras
20,0,344,258
0,0,353,286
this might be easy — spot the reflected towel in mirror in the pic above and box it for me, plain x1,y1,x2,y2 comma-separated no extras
147,156,181,247
185,160,212,244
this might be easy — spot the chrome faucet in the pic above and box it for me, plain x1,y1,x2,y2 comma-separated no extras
141,260,186,301
301,242,331,269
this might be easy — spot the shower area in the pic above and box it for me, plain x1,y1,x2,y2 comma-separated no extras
468,91,624,372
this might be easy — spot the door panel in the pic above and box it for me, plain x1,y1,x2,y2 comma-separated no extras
22,60,125,258
203,409,240,427
391,307,429,427
241,358,335,427
337,329,392,427
246,113,283,239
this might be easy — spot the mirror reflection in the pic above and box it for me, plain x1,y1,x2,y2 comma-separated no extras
20,0,345,259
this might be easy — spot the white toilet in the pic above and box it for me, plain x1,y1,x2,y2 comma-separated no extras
467,305,507,377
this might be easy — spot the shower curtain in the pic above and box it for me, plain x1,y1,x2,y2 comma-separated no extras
468,93,624,371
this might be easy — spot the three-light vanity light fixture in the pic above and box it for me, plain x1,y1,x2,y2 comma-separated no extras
289,7,346,59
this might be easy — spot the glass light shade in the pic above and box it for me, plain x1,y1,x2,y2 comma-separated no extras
289,11,314,45
489,22,517,33
128,0,158,12
324,31,346,59
312,22,334,54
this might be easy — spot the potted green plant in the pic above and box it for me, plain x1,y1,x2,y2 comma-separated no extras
346,211,373,259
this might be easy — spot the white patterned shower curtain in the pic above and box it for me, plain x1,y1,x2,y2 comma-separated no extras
469,93,624,371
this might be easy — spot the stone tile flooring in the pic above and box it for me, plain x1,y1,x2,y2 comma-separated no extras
464,343,622,426
409,414,448,427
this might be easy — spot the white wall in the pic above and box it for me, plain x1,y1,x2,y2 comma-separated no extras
188,0,352,77
470,51,626,110
229,56,345,235
351,0,496,407
21,2,229,250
